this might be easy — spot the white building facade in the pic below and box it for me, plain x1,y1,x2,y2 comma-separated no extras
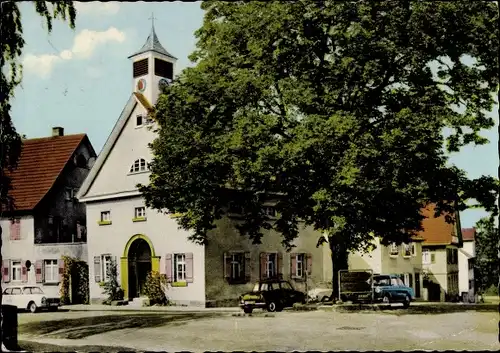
77,25,205,306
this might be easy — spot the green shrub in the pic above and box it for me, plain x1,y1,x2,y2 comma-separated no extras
102,259,124,305
483,284,499,296
143,271,169,306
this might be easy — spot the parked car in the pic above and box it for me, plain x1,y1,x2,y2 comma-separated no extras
2,285,61,313
372,274,414,308
239,279,306,313
308,288,333,302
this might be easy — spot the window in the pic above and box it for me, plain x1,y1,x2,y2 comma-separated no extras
24,287,43,294
373,276,390,286
265,253,277,278
390,277,399,286
11,261,21,282
396,277,405,286
100,211,111,222
135,207,146,218
129,158,148,173
154,58,173,79
402,243,412,257
136,114,143,127
422,249,431,265
174,254,186,282
102,255,112,281
295,254,304,278
133,58,148,78
44,260,58,283
468,279,474,290
468,259,473,270
263,206,276,217
431,253,436,263
281,281,293,290
390,243,399,256
64,187,74,201
411,243,416,256
10,219,21,240
11,288,21,295
230,253,244,281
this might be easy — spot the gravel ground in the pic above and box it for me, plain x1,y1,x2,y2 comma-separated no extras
18,310,499,352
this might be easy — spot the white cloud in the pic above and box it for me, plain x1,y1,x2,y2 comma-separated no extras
22,27,126,78
71,28,125,59
74,2,120,16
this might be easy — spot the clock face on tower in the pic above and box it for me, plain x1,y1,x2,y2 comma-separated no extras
136,78,146,93
158,78,170,90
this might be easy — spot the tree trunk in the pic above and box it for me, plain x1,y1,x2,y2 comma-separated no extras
328,237,349,302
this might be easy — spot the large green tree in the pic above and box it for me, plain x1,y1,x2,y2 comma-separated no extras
474,216,499,295
0,1,75,348
140,1,499,299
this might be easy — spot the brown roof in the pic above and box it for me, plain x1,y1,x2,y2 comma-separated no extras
5,134,86,211
418,204,457,245
133,92,153,111
461,228,475,242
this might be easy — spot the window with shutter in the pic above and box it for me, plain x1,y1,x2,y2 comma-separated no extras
165,254,173,282
2,260,10,282
44,260,58,282
224,252,245,284
186,253,194,283
10,219,21,240
35,260,43,283
11,261,22,282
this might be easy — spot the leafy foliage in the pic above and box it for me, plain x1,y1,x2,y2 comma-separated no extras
143,271,169,306
101,259,124,305
60,256,89,305
141,1,498,254
474,216,499,294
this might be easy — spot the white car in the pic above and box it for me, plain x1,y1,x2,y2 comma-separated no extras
2,285,61,313
308,288,333,302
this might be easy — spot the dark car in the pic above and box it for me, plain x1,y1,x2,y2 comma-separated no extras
372,274,415,308
239,279,306,313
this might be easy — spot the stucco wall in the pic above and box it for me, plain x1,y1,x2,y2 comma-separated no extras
85,103,154,197
204,217,331,303
458,241,474,295
86,197,205,306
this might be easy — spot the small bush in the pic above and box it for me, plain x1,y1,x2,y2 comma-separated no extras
483,284,499,296
143,271,169,306
102,259,124,305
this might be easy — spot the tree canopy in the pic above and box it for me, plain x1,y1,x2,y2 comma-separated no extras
474,216,499,294
140,1,498,254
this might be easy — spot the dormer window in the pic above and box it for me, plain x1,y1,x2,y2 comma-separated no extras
129,158,148,174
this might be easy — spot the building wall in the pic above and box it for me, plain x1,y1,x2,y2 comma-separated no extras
348,238,382,275
34,141,94,244
1,216,87,298
86,197,205,306
84,103,153,197
204,217,331,305
422,246,448,301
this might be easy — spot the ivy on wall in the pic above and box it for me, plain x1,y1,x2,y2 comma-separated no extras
60,255,89,305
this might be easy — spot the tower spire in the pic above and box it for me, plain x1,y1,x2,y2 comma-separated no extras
148,12,157,32
127,14,177,60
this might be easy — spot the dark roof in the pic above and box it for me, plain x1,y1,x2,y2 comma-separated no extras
128,25,177,60
5,134,87,211
418,204,458,245
461,228,475,241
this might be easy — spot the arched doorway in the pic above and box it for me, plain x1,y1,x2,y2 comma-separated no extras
128,238,152,299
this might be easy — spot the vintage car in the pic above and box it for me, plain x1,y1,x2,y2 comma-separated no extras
372,274,415,308
239,279,306,313
2,285,61,313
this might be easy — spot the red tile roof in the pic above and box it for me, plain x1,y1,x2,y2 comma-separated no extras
4,134,86,211
461,228,475,242
418,204,458,245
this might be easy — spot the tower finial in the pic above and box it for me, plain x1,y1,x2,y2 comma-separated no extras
148,12,157,31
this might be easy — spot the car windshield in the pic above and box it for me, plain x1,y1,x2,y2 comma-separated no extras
281,282,293,290
373,277,391,286
24,287,44,294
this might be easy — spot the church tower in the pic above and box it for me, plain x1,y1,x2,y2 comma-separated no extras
128,15,177,105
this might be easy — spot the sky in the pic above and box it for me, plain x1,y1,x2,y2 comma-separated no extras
10,2,498,228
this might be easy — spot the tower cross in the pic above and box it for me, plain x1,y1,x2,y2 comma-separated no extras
148,12,157,29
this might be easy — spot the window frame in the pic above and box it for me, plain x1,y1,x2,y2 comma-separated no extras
44,259,59,283
295,253,305,278
129,158,149,174
134,206,146,218
402,243,412,257
265,253,277,278
136,114,144,127
389,243,399,257
229,253,244,282
422,249,431,265
100,211,111,222
102,254,113,282
11,261,22,282
174,253,187,282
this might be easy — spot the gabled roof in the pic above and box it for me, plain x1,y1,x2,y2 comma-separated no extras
461,228,475,242
128,25,177,60
5,134,87,211
418,204,461,246
77,94,141,201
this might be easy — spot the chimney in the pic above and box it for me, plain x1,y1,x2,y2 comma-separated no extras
52,127,64,137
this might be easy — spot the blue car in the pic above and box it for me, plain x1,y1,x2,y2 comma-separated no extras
373,274,414,308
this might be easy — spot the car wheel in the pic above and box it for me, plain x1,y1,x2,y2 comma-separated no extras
28,301,38,313
243,307,253,314
267,301,278,312
403,295,411,308
382,295,390,305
